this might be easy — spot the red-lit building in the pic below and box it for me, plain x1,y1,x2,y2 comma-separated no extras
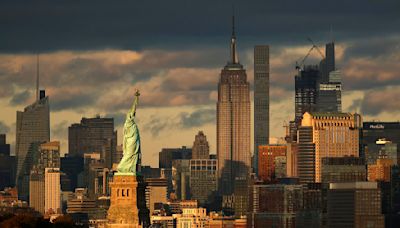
258,145,286,182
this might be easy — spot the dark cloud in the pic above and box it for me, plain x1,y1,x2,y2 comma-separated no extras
9,90,31,105
0,121,10,134
179,108,215,128
50,91,98,112
51,120,68,139
1,0,399,53
359,87,400,116
142,108,215,137
105,112,126,127
343,36,400,60
347,98,362,113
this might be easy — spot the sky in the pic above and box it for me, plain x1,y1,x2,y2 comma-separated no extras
0,0,400,167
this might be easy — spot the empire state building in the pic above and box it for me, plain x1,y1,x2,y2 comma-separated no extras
217,15,251,195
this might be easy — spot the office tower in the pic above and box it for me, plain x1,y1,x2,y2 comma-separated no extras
177,208,208,228
297,126,315,184
67,188,98,224
68,116,117,168
325,42,335,80
317,70,342,112
383,165,400,227
60,155,84,191
254,45,270,176
286,143,298,177
365,138,398,165
217,14,251,196
45,168,61,214
258,145,286,182
0,134,16,190
141,166,161,179
189,159,217,206
362,122,400,162
0,134,10,155
298,112,362,183
113,144,124,166
18,142,42,202
248,184,303,228
192,131,210,159
327,182,384,228
145,178,168,216
159,146,192,169
29,168,45,214
15,89,50,199
368,153,393,182
171,159,190,200
294,66,319,124
296,183,326,227
321,156,366,183
39,141,60,168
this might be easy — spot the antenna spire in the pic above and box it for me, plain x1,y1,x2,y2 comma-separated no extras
36,54,39,101
230,5,238,64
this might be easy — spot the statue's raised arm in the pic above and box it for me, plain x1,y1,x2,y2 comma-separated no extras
117,89,142,176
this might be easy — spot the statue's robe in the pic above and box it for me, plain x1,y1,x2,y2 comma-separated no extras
117,107,141,175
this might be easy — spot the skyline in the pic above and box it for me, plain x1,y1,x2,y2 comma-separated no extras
1,1,400,167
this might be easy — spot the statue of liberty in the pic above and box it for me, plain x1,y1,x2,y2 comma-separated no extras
116,89,141,176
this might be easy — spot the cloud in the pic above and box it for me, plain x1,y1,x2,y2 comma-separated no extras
9,90,31,105
359,86,400,116
1,0,400,53
179,108,215,128
0,121,10,134
51,120,69,139
142,108,215,137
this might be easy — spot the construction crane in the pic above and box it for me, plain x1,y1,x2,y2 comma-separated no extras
295,37,326,71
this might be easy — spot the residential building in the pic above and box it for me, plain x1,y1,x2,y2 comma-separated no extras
254,45,270,176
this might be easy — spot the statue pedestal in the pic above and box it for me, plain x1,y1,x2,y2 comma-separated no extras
107,175,141,228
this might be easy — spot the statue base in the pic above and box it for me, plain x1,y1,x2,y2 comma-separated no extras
107,175,148,228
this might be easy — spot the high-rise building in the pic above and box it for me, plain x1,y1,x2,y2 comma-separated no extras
177,208,208,228
159,146,192,169
368,153,393,182
365,138,398,165
189,159,217,206
248,184,303,228
294,66,319,124
327,182,384,228
0,134,10,155
0,134,15,190
286,142,298,177
217,14,251,195
362,122,400,162
172,159,190,200
15,90,50,199
254,45,270,176
298,112,362,183
29,141,61,214
258,145,286,182
317,70,342,112
29,168,45,214
45,167,61,214
192,131,210,159
145,178,168,216
321,156,366,183
68,116,117,168
60,155,84,191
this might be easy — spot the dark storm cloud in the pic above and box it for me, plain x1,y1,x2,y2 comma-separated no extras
9,90,31,105
0,121,10,134
1,0,399,53
142,108,215,137
358,87,400,116
50,91,98,111
179,108,215,128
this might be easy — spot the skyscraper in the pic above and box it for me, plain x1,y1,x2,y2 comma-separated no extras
294,66,319,124
192,131,210,159
15,88,50,200
217,15,251,195
254,45,270,176
0,134,15,190
298,112,362,183
45,167,61,214
68,116,117,168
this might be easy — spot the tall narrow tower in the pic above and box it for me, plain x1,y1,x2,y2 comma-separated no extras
217,14,251,195
253,45,270,176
